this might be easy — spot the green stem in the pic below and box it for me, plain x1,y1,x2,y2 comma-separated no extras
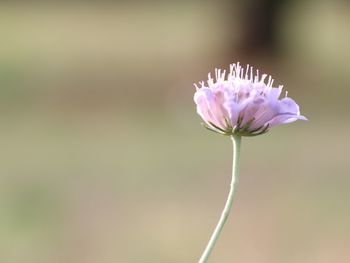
199,135,241,263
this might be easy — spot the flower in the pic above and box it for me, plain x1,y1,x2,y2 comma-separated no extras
194,63,307,136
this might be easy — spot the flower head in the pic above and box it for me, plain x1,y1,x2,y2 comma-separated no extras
194,62,307,136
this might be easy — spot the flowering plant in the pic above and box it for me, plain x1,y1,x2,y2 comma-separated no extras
194,63,306,263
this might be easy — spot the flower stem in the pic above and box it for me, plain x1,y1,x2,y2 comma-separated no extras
199,135,241,263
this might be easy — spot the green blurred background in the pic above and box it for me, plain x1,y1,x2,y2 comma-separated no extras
0,1,349,262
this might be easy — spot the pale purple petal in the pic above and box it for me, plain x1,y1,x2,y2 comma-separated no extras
223,100,240,127
266,86,283,101
194,88,216,124
267,113,307,127
278,97,300,115
194,88,226,129
240,97,265,127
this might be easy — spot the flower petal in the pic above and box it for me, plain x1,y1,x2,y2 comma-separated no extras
278,97,300,115
267,113,307,127
194,88,226,129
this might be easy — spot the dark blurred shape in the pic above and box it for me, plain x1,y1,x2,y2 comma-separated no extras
237,0,289,56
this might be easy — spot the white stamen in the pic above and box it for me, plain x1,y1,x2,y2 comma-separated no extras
255,69,259,82
267,76,272,86
208,73,214,86
196,62,284,95
221,70,226,81
229,64,234,76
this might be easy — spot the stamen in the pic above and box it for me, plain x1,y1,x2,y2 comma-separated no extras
260,74,267,83
221,70,226,81
208,73,214,86
229,64,234,76
255,69,259,82
236,62,241,77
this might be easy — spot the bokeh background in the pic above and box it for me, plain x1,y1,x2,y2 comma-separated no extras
1,1,349,262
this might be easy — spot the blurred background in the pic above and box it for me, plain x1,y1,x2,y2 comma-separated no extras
0,1,349,262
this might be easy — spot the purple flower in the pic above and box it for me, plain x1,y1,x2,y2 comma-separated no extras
194,63,307,136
